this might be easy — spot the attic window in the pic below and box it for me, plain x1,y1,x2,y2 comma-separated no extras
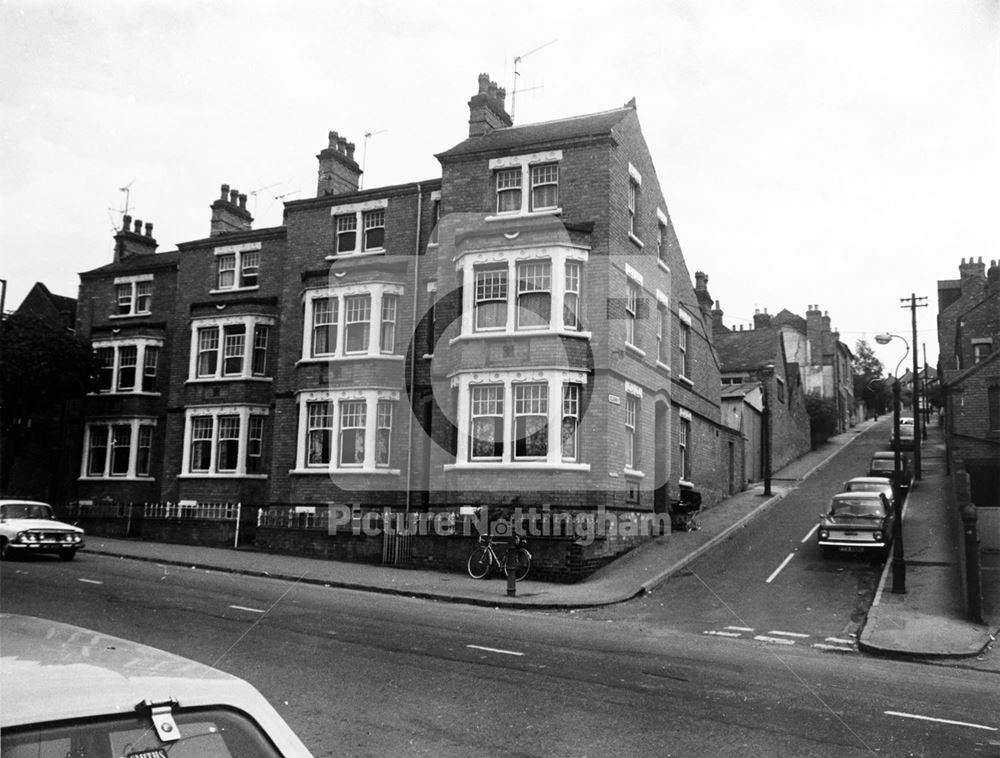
328,199,389,258
487,151,563,220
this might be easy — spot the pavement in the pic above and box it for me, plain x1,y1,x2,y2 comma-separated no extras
82,418,999,663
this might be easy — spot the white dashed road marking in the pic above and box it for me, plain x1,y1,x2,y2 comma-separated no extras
765,553,795,583
768,630,810,638
229,605,266,613
801,524,820,543
467,644,525,657
884,711,997,732
704,631,742,638
753,635,796,645
78,578,103,585
725,626,754,632
812,643,855,652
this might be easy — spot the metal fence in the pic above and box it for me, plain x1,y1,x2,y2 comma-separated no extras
144,502,241,521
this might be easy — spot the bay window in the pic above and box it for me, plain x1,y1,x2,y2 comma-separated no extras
458,247,588,337
181,406,269,477
189,316,274,380
294,389,400,473
80,419,156,480
448,370,589,470
92,339,163,394
302,283,404,360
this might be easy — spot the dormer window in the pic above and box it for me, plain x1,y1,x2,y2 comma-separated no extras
328,199,389,257
112,275,153,317
488,151,563,219
213,243,261,292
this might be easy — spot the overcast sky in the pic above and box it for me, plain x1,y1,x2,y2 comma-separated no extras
3,0,997,373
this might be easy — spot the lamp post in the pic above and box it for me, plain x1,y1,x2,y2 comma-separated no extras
757,364,774,497
875,333,908,593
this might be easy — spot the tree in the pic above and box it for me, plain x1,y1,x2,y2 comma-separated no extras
805,392,840,449
0,312,99,489
852,339,891,419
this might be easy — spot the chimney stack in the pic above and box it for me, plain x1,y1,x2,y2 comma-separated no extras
113,214,158,262
316,130,362,196
210,183,254,237
468,73,512,137
753,308,771,330
711,300,728,334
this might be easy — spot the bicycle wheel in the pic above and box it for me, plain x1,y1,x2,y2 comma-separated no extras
467,546,492,579
504,547,531,581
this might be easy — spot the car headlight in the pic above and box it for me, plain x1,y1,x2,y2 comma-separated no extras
819,530,829,540
873,531,882,541
23,532,37,543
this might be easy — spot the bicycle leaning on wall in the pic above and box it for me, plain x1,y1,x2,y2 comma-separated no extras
467,533,531,581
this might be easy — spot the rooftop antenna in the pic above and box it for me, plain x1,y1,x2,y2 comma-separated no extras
359,130,387,189
511,38,557,121
118,180,135,225
248,182,281,216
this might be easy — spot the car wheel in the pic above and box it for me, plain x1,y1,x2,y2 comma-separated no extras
59,548,77,561
0,539,8,560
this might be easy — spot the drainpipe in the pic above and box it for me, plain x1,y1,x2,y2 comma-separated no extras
404,184,423,519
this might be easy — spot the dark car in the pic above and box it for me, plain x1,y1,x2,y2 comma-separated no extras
818,491,894,556
868,452,912,488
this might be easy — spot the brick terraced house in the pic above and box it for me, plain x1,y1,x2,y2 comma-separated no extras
68,75,739,579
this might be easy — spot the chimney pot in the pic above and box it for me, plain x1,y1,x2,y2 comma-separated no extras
220,184,229,200
488,81,498,100
144,222,153,237
329,130,339,148
238,193,247,209
347,142,356,161
229,189,239,204
133,218,142,234
123,214,132,230
478,73,490,94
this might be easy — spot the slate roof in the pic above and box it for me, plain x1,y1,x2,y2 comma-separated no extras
714,328,781,372
79,250,180,278
770,308,806,332
721,381,762,399
437,107,633,160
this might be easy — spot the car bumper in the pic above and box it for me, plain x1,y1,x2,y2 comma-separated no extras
8,541,84,552
818,539,887,549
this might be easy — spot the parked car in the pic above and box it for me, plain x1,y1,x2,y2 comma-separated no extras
817,491,894,556
889,419,916,450
1,613,314,758
0,500,84,561
841,476,896,508
867,451,912,488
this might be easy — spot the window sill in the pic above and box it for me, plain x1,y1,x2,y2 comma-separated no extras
625,343,646,358
185,377,273,384
78,476,155,482
656,360,671,373
289,468,401,476
484,208,562,223
109,313,151,320
677,375,694,388
88,391,162,397
178,474,269,479
657,259,671,274
325,249,386,261
209,286,260,295
449,329,592,345
623,468,646,479
296,355,405,365
628,233,644,249
444,462,591,472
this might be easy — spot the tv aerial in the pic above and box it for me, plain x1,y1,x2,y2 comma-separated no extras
360,129,388,189
511,39,557,120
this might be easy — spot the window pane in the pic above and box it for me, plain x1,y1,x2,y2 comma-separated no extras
530,163,559,210
376,400,392,466
241,251,259,287
190,417,213,472
87,426,109,476
496,168,522,213
307,402,333,465
117,346,137,391
217,254,236,289
514,383,548,460
143,346,159,392
223,325,246,375
626,281,639,346
336,214,357,253
110,425,131,476
312,297,338,356
217,415,240,471
475,268,508,330
136,426,153,476
197,327,219,376
562,384,580,461
516,261,551,329
471,385,504,459
564,261,581,329
116,283,133,315
135,281,152,312
625,396,638,468
339,400,366,466
252,325,268,376
363,209,385,251
96,347,115,391
380,295,397,353
247,415,264,473
344,295,371,353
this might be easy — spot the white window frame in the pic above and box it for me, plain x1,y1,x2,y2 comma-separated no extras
111,275,154,318
656,208,671,272
455,245,590,340
327,199,389,258
291,389,401,475
656,289,671,370
625,394,638,471
187,315,275,382
301,283,405,362
486,151,563,220
972,339,992,364
446,369,590,471
627,163,643,246
91,338,164,395
678,308,692,382
180,406,269,478
79,418,157,481
678,409,692,481
211,243,262,293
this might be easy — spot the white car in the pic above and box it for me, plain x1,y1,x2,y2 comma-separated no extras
841,476,896,509
1,614,314,758
0,500,84,561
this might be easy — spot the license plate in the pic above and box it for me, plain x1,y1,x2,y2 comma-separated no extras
841,546,863,552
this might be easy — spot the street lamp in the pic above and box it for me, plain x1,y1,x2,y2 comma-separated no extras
875,333,908,594
757,364,774,497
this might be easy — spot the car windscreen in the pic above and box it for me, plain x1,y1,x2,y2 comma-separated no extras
845,483,889,494
2,707,283,758
0,503,54,519
829,500,886,518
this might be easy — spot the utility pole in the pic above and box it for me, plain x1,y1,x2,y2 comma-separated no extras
901,293,928,480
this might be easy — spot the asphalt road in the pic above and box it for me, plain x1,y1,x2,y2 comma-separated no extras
3,542,998,757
